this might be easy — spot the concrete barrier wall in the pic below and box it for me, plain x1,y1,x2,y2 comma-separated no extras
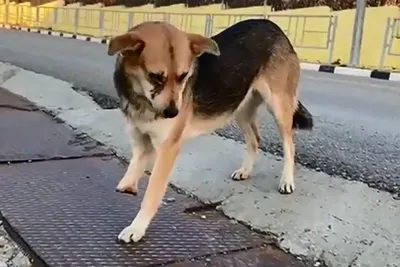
1,1,399,70
2,0,63,28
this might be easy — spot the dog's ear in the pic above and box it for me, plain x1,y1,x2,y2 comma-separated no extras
107,32,145,57
187,33,220,57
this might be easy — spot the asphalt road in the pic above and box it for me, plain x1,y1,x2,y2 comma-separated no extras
1,28,399,196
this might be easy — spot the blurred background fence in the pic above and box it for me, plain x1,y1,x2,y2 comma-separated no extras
0,0,399,71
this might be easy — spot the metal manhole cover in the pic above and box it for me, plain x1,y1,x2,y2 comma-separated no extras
0,157,266,267
0,108,111,163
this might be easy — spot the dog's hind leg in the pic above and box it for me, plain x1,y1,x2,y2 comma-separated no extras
116,126,154,195
270,92,296,194
231,91,263,181
254,54,300,194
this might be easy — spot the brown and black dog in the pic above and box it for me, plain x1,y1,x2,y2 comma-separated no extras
107,19,313,243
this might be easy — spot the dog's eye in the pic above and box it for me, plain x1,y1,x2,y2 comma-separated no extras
177,72,188,83
148,72,165,84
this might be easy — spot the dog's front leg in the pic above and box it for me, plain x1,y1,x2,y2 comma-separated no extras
116,128,154,195
117,138,182,243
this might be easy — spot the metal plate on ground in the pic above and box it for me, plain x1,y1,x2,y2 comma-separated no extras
166,246,307,267
0,157,266,267
0,108,111,163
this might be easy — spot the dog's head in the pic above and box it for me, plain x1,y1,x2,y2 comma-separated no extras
107,21,220,119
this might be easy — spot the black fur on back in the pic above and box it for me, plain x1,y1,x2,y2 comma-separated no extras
191,19,296,117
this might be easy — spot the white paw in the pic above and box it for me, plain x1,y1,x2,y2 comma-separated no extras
230,168,250,181
278,178,295,194
117,223,146,243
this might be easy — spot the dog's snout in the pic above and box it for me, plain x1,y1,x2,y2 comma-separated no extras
163,101,179,118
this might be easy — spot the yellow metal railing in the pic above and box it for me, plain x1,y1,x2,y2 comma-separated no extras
0,4,337,63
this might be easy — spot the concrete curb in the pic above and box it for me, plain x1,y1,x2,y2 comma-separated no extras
1,24,399,82
301,62,400,81
0,24,109,45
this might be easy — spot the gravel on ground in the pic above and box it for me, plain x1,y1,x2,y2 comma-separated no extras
0,222,31,267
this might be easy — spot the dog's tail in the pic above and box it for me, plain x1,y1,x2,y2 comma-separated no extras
292,101,313,130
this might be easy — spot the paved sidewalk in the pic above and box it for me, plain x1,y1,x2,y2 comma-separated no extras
2,62,400,267
0,88,311,267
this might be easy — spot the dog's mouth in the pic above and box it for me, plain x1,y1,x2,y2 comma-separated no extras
129,77,182,119
134,95,178,119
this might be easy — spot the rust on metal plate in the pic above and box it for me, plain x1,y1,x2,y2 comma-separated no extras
0,87,38,111
165,246,307,267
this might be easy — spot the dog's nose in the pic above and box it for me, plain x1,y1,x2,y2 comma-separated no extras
163,101,179,118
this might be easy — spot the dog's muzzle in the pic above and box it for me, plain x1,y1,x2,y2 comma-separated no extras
163,101,179,118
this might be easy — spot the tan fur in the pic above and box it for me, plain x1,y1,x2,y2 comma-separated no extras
253,51,300,192
109,22,219,114
110,22,301,244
